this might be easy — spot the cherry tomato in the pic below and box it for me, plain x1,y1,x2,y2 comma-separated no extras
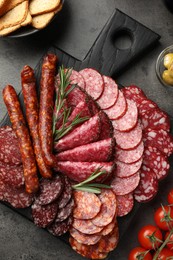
153,248,173,259
165,231,173,250
168,189,173,205
138,225,163,250
154,205,173,231
128,247,152,260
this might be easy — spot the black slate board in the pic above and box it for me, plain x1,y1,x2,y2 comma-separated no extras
0,8,161,260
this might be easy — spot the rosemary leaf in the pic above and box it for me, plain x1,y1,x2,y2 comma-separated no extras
74,186,101,194
86,183,111,189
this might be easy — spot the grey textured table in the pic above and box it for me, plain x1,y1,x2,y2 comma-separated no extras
0,0,173,259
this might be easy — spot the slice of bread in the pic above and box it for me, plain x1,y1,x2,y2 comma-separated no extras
0,0,25,17
29,0,61,16
21,11,32,26
0,1,28,30
0,24,21,36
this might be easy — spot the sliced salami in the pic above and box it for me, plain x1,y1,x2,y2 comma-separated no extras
114,121,142,150
112,99,138,132
143,146,170,180
0,126,21,166
116,193,134,217
56,175,72,209
73,191,101,220
88,96,100,115
48,215,73,236
115,158,142,178
92,189,117,227
115,141,144,164
73,218,103,235
69,69,86,89
0,162,24,188
35,174,64,205
70,227,101,245
97,76,118,109
111,171,140,196
79,68,104,100
104,90,127,120
32,201,58,228
56,138,115,162
101,217,117,236
55,161,114,183
97,225,119,253
99,111,113,139
137,99,158,116
55,199,74,222
143,128,173,156
134,165,158,203
54,113,101,152
66,85,87,108
0,180,6,201
121,85,146,104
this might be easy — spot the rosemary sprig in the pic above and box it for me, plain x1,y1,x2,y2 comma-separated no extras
72,168,111,194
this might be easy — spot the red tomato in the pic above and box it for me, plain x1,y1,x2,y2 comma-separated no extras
128,247,152,260
165,231,173,250
168,189,173,205
138,225,163,250
154,205,173,231
153,248,173,259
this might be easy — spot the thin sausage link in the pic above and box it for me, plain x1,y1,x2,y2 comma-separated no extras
39,54,57,167
3,85,39,193
21,65,52,178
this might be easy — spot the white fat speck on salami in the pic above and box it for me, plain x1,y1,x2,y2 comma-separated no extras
111,171,140,195
104,90,127,120
112,99,138,132
116,141,144,164
91,189,117,227
79,68,104,100
48,215,73,236
115,158,142,178
73,218,103,235
114,121,142,150
99,111,113,139
73,191,101,220
70,227,102,245
143,146,170,181
97,76,118,109
122,85,146,104
56,176,72,209
134,165,158,203
55,198,74,222
69,69,86,89
116,193,134,217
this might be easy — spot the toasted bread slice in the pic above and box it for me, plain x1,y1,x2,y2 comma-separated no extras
21,11,32,26
0,24,21,36
0,0,25,17
0,1,28,30
31,3,62,29
29,0,61,16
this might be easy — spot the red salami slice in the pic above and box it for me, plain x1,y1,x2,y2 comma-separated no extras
143,128,173,156
140,107,170,132
116,158,142,178
55,161,114,183
69,69,86,89
116,193,134,217
104,90,127,120
73,218,103,235
35,175,64,205
48,215,73,236
88,96,100,115
97,225,119,253
73,191,101,220
32,201,58,228
101,217,117,236
122,85,146,104
97,76,118,109
134,165,158,203
66,85,87,108
92,189,117,227
54,113,101,152
56,138,115,162
114,121,142,150
0,162,24,188
57,175,72,209
116,141,144,164
112,99,138,132
99,111,113,139
111,171,140,195
0,126,21,165
0,180,6,201
70,227,101,245
79,68,104,100
137,99,158,115
55,199,74,222
143,146,170,180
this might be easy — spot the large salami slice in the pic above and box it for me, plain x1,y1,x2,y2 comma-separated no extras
114,121,142,150
91,189,117,227
56,138,115,162
70,227,102,245
137,99,158,116
0,126,21,166
122,85,146,104
112,99,138,132
73,191,101,220
97,76,118,109
55,199,74,222
143,128,173,156
111,171,140,196
66,85,87,108
79,68,104,100
104,90,127,120
69,69,86,89
134,165,158,203
99,111,113,139
55,161,114,183
116,193,134,217
54,113,101,152
73,218,103,235
48,215,73,236
115,141,144,164
115,158,142,178
56,176,72,209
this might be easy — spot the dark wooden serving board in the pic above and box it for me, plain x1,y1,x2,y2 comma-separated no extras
0,8,160,260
